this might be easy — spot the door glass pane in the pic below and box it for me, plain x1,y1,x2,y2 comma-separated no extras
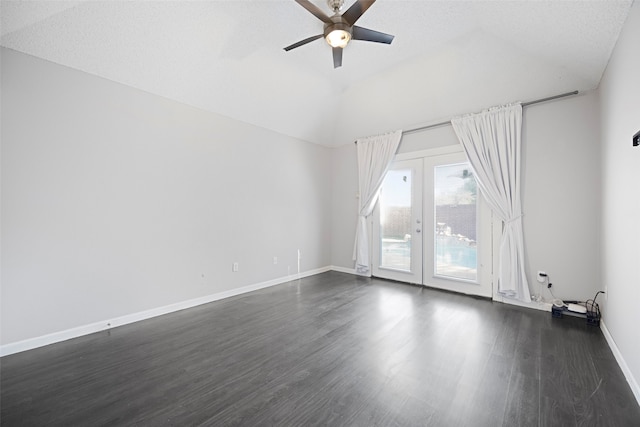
379,169,412,271
434,163,477,281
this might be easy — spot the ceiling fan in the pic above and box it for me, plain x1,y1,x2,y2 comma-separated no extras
284,0,394,68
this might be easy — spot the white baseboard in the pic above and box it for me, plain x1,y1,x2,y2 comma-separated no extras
600,320,640,406
330,265,357,275
330,265,374,277
493,294,552,312
0,266,331,357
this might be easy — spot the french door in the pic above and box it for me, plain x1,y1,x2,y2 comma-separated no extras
372,151,493,297
372,159,423,283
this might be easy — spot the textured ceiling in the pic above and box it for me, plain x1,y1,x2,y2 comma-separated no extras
1,0,634,146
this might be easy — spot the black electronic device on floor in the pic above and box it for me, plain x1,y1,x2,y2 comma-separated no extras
551,291,603,326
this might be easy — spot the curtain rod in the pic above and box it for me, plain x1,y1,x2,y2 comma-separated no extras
402,90,579,135
355,90,579,142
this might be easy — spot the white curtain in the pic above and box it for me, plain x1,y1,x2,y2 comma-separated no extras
353,130,403,275
451,104,531,302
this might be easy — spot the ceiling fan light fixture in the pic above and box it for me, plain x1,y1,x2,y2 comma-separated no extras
325,29,351,48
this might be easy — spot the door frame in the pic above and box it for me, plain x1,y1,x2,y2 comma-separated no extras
373,145,495,298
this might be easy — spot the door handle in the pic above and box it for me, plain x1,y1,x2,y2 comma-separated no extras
416,229,421,233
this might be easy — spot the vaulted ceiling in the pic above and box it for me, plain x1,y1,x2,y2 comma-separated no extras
1,0,633,146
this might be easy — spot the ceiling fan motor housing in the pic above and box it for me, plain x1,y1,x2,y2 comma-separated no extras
324,16,352,40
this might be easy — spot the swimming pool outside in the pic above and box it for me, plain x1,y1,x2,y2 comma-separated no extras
380,236,477,281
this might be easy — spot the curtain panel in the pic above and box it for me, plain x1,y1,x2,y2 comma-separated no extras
353,130,402,275
451,104,531,302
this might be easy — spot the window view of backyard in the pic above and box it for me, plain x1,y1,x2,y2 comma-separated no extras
379,169,413,271
378,162,479,282
434,163,478,281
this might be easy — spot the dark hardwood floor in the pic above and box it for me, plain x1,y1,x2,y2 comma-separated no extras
2,271,639,426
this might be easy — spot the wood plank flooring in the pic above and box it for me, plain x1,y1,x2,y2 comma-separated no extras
2,271,639,426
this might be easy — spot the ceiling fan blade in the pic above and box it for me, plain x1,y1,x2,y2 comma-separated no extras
332,47,343,68
284,34,324,51
352,26,394,44
295,0,332,23
342,0,376,26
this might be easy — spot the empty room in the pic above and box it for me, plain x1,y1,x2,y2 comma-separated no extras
1,0,639,425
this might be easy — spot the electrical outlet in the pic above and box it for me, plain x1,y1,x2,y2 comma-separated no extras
273,257,278,265
537,271,547,283
232,262,239,272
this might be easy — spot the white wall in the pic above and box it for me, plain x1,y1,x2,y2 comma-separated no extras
599,1,640,399
1,48,332,346
330,143,358,271
522,91,602,302
331,92,603,305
